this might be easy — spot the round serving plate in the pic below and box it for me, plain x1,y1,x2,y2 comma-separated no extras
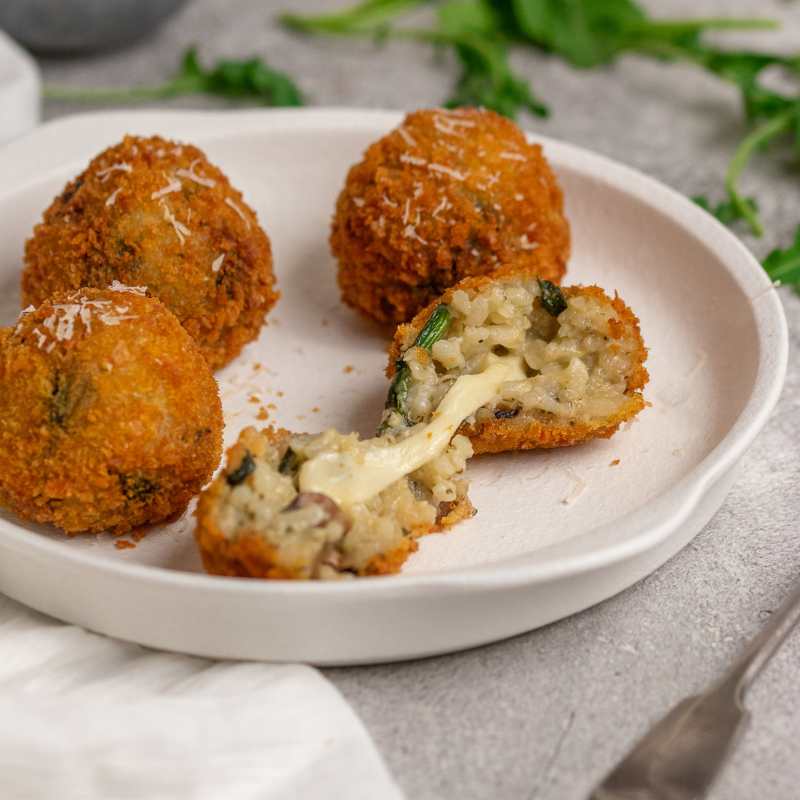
0,109,787,665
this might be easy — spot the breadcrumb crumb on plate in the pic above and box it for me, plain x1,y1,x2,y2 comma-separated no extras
0,109,786,664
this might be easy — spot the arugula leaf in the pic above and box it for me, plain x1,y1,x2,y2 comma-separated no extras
763,225,800,290
503,0,647,68
693,194,759,227
439,0,548,117
44,47,303,106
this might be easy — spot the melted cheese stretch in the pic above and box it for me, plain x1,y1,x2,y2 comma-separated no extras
299,356,526,507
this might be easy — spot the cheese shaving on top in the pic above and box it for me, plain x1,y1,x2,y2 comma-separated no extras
20,296,138,349
160,201,191,244
96,162,133,182
109,281,147,295
176,159,216,188
225,198,251,229
151,173,182,200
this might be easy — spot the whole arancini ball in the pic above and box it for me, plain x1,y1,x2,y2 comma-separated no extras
22,135,278,370
0,285,223,535
331,107,570,324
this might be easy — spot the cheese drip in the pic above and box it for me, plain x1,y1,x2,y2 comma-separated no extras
299,355,526,507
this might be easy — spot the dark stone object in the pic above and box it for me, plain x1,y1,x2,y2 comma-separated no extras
0,0,188,55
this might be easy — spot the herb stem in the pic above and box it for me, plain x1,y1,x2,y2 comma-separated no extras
44,80,198,103
631,18,778,37
725,109,794,236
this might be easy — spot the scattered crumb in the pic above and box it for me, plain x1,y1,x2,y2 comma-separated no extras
609,459,620,467
257,407,270,421
276,391,284,398
296,414,306,420
131,528,150,542
252,362,262,372
343,365,354,374
311,406,320,413
267,402,277,410
115,539,136,550
248,394,260,404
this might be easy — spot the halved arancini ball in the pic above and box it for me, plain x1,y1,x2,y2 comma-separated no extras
0,285,223,534
331,107,570,324
22,135,278,370
384,266,648,454
195,425,474,580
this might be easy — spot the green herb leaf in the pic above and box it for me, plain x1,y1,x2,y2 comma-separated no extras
505,0,646,68
692,194,759,226
538,279,567,316
439,0,549,117
763,224,800,290
278,447,301,475
44,47,303,106
384,304,452,427
227,451,256,486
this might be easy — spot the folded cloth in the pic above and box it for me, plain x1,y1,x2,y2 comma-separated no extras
0,595,403,800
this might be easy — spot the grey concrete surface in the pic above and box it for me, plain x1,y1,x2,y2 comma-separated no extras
31,1,800,797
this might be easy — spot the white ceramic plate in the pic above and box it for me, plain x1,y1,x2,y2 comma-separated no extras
0,110,787,665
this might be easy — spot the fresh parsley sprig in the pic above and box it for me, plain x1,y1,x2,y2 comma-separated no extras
44,47,303,107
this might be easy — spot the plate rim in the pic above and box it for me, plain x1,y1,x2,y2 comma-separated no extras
0,107,788,598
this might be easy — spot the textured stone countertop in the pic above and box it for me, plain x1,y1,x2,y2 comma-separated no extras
35,1,800,797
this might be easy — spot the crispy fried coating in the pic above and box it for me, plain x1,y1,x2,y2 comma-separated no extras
331,107,570,324
0,286,223,534
195,426,473,580
388,266,649,453
22,135,278,370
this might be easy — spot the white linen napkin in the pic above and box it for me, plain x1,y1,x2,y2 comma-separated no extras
0,595,403,800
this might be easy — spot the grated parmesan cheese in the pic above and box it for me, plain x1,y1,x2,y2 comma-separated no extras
175,159,216,188
105,188,122,208
225,197,251,229
160,200,191,245
428,163,466,181
400,154,427,167
403,224,427,244
211,254,225,273
397,127,417,147
151,173,182,200
109,281,147,295
96,162,133,183
519,234,539,251
28,296,138,347
432,113,476,137
499,151,526,162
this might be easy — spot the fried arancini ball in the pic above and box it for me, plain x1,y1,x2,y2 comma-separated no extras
331,107,570,324
195,426,474,580
0,285,223,534
22,135,278,370
384,266,648,454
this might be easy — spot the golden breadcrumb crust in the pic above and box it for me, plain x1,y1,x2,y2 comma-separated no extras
0,288,223,534
331,107,570,324
22,135,278,370
195,426,474,580
388,268,649,453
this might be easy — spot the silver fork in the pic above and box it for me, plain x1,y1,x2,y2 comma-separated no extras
591,576,800,800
